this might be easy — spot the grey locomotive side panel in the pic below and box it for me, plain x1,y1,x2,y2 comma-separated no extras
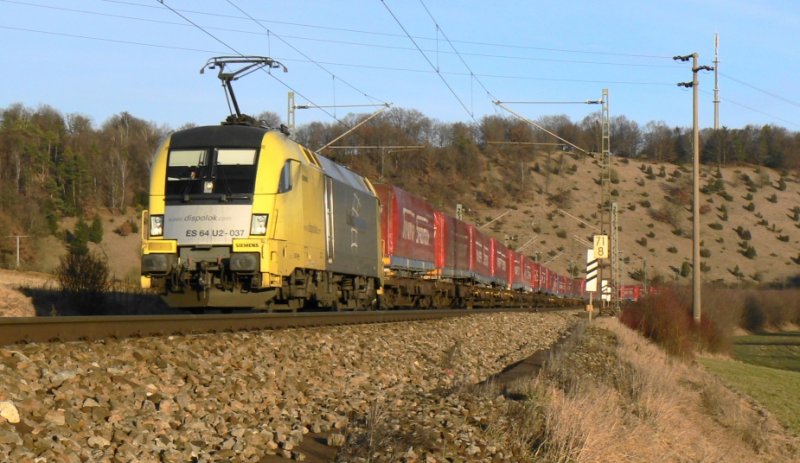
325,177,380,278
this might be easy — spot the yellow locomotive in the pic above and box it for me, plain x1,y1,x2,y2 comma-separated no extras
141,123,382,310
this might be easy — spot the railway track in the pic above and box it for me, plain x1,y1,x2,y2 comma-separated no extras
0,308,551,346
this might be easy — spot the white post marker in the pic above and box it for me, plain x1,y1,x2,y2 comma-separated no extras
585,248,598,317
601,279,611,302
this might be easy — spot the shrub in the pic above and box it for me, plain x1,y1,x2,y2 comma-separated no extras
744,202,755,212
708,222,723,230
766,193,778,203
89,215,103,244
556,229,567,239
700,248,711,258
548,188,573,209
735,226,752,240
56,248,110,296
619,286,695,357
741,295,766,332
680,261,692,277
741,245,757,259
718,191,733,201
636,237,648,246
667,246,677,253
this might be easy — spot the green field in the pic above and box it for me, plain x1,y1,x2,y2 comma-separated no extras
732,332,800,372
700,331,800,434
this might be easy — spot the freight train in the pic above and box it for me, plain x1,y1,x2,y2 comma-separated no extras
140,121,586,310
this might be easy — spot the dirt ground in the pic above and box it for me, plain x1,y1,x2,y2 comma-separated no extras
0,269,55,317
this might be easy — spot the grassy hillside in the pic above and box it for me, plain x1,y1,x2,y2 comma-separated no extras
448,155,800,286
21,151,800,288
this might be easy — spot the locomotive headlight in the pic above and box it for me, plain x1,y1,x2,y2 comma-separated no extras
250,214,268,235
150,215,164,237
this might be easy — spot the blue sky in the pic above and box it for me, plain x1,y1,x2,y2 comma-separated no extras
1,0,798,131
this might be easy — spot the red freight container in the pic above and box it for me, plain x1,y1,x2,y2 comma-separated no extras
437,213,471,279
522,257,536,292
572,278,586,299
512,253,529,291
531,262,541,291
558,274,569,296
508,249,517,290
374,184,436,272
493,239,509,288
434,211,446,270
469,225,493,284
619,285,642,301
546,268,557,294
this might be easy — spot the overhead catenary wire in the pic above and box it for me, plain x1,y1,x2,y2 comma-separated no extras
0,25,681,88
720,72,800,108
418,0,498,104
223,0,388,108
155,0,347,127
96,0,674,59
379,0,476,121
2,0,795,129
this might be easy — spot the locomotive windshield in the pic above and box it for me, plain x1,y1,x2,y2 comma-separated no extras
165,148,258,203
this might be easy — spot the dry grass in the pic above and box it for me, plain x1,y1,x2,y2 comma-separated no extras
484,318,800,462
469,161,800,286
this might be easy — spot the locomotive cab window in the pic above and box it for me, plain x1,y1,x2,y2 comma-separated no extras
165,148,258,200
215,149,258,195
166,149,207,196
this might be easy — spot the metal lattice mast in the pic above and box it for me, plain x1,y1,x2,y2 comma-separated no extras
287,91,296,133
611,201,620,312
713,34,720,130
599,89,611,308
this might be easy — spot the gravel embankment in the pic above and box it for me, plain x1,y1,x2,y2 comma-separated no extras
0,311,578,462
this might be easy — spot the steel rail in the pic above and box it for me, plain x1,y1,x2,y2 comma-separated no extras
0,309,541,346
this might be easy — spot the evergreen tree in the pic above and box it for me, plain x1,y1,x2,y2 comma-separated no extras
89,214,103,244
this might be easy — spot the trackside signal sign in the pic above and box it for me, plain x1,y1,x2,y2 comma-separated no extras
593,235,609,259
585,249,598,292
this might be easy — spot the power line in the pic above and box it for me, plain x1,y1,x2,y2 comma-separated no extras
0,25,681,88
0,24,221,53
4,0,680,69
379,0,475,120
720,72,800,108
97,0,674,60
699,89,799,128
223,0,387,107
418,0,497,104
4,1,796,128
154,0,346,126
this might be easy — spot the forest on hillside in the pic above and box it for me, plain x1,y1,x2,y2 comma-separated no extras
1,102,798,268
